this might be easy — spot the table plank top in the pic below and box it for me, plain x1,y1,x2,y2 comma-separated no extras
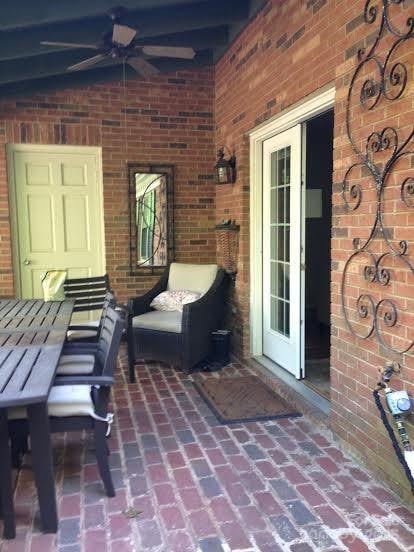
0,300,72,322
0,300,74,408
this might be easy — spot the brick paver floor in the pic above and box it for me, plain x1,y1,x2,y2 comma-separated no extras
2,346,414,551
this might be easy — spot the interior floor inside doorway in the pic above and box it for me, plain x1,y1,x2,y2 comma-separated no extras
304,321,330,400
304,358,330,399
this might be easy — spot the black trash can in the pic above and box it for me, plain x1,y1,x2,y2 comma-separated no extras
211,330,231,366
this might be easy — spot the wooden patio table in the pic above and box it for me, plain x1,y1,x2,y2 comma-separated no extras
0,299,74,539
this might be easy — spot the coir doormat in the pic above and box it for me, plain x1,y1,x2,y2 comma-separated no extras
193,375,301,424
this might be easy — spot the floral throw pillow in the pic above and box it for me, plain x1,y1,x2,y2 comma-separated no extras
150,290,200,312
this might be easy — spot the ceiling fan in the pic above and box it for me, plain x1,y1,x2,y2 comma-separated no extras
40,7,196,78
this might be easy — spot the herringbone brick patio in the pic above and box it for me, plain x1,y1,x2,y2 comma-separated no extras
2,346,414,551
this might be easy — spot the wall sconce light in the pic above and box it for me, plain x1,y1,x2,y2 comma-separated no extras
214,147,236,184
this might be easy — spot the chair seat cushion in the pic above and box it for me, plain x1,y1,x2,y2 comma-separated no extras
132,310,182,333
9,385,94,419
59,354,95,364
56,354,95,376
48,385,94,417
66,327,98,341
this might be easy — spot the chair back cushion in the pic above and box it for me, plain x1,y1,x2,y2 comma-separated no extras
167,263,218,296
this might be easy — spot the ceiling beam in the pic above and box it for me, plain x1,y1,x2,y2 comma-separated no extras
0,52,213,98
0,0,248,61
0,0,201,31
134,26,228,49
0,48,212,86
0,65,137,98
0,50,118,85
214,0,267,62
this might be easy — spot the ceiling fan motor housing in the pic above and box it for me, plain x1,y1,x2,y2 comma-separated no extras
108,6,127,22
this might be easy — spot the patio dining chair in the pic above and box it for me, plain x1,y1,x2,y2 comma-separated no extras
65,290,116,345
9,309,124,497
57,305,120,376
64,274,111,341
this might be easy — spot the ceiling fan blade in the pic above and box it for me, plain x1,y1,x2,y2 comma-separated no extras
127,57,160,77
41,41,99,50
141,46,196,59
67,54,107,72
112,23,137,46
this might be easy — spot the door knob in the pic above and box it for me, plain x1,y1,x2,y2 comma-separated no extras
23,259,31,265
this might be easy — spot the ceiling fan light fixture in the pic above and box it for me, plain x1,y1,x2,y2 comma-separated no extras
112,23,137,47
40,7,198,78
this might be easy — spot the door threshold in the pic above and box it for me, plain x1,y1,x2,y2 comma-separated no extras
253,355,330,416
302,378,330,401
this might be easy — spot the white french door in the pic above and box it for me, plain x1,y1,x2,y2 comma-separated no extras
262,125,303,378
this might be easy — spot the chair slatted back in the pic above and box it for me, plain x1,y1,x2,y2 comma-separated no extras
95,307,123,377
64,275,110,313
99,291,116,327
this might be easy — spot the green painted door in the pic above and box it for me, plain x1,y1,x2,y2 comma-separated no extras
9,147,105,299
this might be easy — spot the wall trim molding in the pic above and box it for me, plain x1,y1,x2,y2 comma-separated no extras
249,86,335,360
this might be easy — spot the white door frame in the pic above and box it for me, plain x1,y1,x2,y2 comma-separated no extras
6,144,106,298
249,87,335,360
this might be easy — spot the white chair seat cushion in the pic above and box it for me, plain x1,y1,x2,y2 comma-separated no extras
66,328,98,341
9,385,94,420
132,311,182,333
48,385,94,417
56,354,95,376
69,319,100,328
59,354,95,364
167,263,217,296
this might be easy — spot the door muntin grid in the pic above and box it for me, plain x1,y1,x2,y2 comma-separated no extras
270,146,290,338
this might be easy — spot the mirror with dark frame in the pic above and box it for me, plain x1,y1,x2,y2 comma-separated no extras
128,163,174,271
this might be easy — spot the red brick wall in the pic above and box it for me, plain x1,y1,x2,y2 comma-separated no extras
0,68,216,302
215,0,414,499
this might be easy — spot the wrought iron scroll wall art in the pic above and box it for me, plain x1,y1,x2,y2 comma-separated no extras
341,0,414,354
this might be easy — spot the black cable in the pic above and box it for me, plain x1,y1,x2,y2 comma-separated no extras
373,389,414,494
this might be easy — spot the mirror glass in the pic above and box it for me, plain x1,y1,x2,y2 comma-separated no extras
129,164,174,270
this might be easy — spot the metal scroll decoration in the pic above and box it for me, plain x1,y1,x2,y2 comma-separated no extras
341,0,414,354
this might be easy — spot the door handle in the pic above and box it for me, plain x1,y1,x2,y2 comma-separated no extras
301,262,306,271
23,259,31,265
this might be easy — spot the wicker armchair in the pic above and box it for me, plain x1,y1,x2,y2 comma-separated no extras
126,263,228,382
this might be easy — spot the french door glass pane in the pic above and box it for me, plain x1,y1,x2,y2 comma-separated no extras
269,146,291,338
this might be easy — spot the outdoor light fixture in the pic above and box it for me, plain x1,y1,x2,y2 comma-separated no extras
214,147,236,184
